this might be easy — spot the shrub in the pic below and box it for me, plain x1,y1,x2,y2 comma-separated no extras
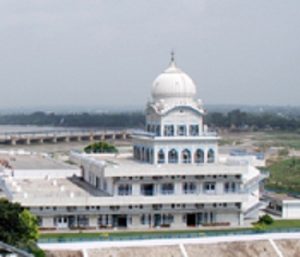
258,214,274,225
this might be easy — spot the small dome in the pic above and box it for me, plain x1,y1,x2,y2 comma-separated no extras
151,58,197,101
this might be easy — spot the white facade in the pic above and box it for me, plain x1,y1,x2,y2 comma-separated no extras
0,55,266,230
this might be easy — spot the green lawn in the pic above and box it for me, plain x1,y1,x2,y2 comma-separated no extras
263,220,300,230
39,227,248,241
253,220,300,232
265,157,300,193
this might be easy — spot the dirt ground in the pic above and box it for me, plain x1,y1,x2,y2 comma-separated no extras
45,250,83,257
275,239,300,257
46,239,300,257
185,241,276,257
88,245,182,257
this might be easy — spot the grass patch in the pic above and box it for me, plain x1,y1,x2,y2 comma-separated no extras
265,220,300,230
39,228,248,241
265,157,300,194
253,219,300,232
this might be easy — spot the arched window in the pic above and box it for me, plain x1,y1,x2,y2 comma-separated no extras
207,149,215,163
141,147,145,161
146,149,150,162
195,149,204,164
182,149,191,163
168,149,178,164
146,124,151,132
150,149,154,164
157,149,165,164
135,146,140,160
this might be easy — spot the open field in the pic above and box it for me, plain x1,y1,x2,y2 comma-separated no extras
219,131,300,152
265,158,300,193
252,132,300,150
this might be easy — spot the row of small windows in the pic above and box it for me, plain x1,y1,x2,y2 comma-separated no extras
118,174,241,181
117,181,238,196
38,202,241,214
147,124,200,137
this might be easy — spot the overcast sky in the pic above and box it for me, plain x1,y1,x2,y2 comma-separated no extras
0,0,299,110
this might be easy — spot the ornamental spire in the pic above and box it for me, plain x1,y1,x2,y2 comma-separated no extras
170,50,176,67
171,50,175,62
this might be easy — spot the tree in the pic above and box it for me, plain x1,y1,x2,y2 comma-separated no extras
84,141,118,154
0,198,44,256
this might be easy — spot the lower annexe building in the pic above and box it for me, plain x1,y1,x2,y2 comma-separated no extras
0,152,266,230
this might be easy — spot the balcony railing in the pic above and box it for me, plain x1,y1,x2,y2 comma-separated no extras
141,190,155,196
161,190,174,195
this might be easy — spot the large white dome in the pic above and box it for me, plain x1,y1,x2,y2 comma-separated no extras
151,59,197,101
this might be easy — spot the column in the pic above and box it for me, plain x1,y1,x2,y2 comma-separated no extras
177,147,181,164
42,217,54,228
89,215,98,229
114,184,119,196
239,212,244,226
216,181,223,195
204,148,208,163
165,148,169,164
172,213,185,228
130,215,140,229
191,148,195,164
132,184,140,196
198,182,203,194
175,182,182,195
153,149,157,164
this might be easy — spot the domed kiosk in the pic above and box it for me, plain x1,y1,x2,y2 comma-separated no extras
132,52,218,165
151,55,197,102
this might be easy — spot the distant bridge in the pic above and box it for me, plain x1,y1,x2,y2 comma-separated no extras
0,129,131,145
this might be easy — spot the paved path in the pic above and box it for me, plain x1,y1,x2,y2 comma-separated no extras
39,232,300,250
269,239,284,257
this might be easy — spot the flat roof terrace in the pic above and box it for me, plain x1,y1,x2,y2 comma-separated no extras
0,152,77,170
82,154,257,179
7,176,247,207
264,191,300,201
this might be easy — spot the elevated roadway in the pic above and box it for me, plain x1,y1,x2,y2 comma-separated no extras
0,129,131,145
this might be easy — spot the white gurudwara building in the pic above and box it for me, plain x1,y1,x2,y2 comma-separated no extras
0,55,266,230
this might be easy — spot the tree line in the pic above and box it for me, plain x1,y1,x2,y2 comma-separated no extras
0,109,299,131
205,109,300,131
0,111,145,128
